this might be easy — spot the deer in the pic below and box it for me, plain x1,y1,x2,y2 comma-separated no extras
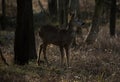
38,13,85,67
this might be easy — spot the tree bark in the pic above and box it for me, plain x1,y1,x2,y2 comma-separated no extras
58,0,69,26
59,0,64,25
63,0,69,26
0,44,8,65
48,0,57,17
69,0,80,17
109,0,116,36
1,0,6,30
85,0,104,44
14,0,37,65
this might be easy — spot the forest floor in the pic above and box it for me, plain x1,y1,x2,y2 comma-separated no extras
0,0,120,82
0,20,120,82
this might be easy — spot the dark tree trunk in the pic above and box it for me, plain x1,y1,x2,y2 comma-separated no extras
14,0,37,65
109,0,116,36
1,0,6,30
59,0,64,25
85,0,104,44
64,0,69,26
69,0,80,17
48,0,57,17
0,42,8,65
58,0,69,26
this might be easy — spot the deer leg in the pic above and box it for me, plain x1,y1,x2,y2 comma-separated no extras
38,44,43,65
43,44,49,65
59,46,64,67
65,46,70,67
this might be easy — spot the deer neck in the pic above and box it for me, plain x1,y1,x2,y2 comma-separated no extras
67,22,74,32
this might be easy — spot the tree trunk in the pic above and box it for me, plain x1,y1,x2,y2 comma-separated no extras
48,0,57,17
85,0,104,44
59,0,64,25
0,43,8,65
1,0,6,30
58,0,69,26
14,0,37,65
63,0,69,26
69,0,80,17
109,0,116,36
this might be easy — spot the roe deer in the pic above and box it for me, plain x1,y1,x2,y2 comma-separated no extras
38,13,84,67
